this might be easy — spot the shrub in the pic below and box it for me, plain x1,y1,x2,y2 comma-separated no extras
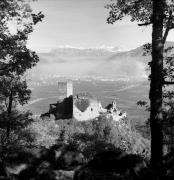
25,115,150,161
27,117,60,148
53,116,150,160
0,111,35,158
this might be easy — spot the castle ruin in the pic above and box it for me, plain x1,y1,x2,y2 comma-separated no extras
41,81,126,121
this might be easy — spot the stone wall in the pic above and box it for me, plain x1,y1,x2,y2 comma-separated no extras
73,98,127,121
49,96,73,119
73,97,106,121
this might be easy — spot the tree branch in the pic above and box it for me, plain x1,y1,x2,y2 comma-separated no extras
163,81,174,85
163,10,173,44
163,27,170,44
138,22,152,26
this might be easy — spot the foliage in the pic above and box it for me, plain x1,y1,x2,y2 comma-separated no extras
24,115,150,163
0,0,44,160
0,110,34,158
0,115,152,179
106,0,174,172
138,44,174,152
0,110,32,131
0,0,44,76
47,117,150,160
0,0,44,133
0,0,44,111
106,0,152,25
0,75,31,107
27,117,60,148
106,0,174,29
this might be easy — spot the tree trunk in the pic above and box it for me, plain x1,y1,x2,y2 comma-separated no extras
150,0,165,173
6,92,13,139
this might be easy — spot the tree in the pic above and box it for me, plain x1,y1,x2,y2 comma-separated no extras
150,0,165,172
106,0,174,173
0,0,44,76
0,75,31,138
0,0,44,140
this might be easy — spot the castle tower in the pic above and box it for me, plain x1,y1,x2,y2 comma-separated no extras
67,82,73,97
58,81,73,99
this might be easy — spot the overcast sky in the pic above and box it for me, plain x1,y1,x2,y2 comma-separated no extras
27,0,174,52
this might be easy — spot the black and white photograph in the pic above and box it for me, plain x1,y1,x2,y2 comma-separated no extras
0,0,174,179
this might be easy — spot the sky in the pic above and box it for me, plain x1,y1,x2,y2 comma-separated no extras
27,0,173,52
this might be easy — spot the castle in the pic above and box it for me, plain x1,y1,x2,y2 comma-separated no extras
41,81,126,121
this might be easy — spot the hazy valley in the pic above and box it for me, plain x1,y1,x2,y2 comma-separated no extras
25,42,174,128
24,44,159,127
28,44,151,84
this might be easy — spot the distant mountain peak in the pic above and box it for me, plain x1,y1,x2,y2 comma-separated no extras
33,42,174,83
49,45,128,53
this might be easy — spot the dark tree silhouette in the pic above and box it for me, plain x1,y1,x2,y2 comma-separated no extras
0,0,44,142
150,0,165,172
106,0,174,173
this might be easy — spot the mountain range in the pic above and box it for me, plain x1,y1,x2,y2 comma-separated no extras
28,42,174,83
